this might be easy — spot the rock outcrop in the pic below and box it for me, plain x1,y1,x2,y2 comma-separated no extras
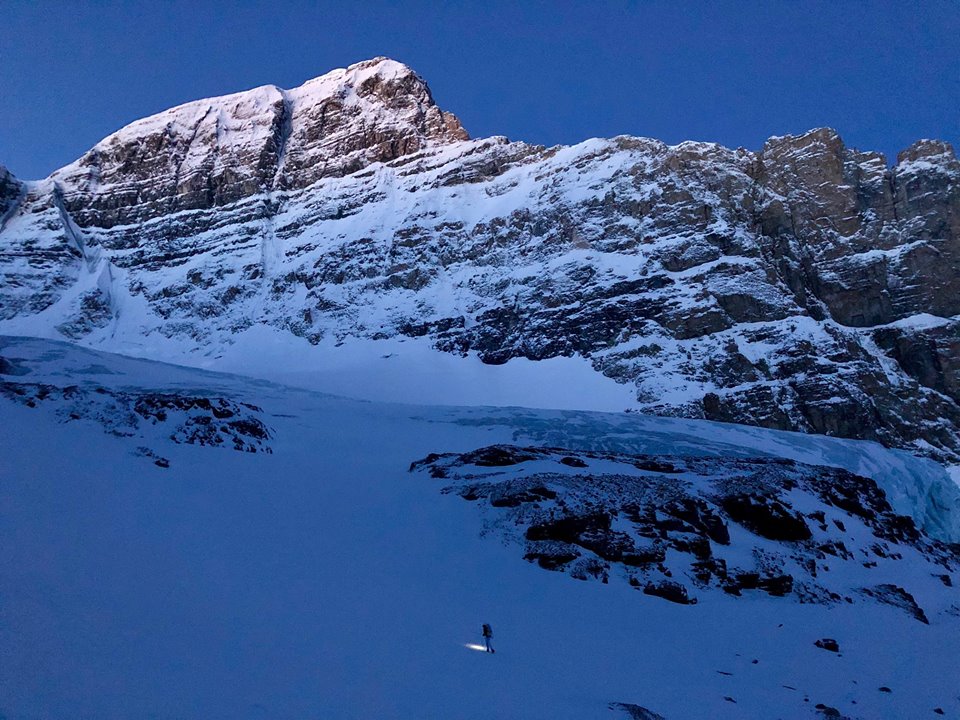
0,379,272,454
1,57,958,463
411,444,959,615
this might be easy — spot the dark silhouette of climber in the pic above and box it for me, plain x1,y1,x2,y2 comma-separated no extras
482,623,495,653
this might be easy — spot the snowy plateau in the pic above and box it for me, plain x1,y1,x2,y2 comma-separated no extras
1,57,960,719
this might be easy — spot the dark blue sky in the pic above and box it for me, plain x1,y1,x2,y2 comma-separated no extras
1,0,957,179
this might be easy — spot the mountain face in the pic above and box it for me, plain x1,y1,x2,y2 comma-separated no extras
1,57,958,465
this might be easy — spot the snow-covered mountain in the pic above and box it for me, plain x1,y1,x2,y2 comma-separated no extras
1,57,958,469
2,335,959,719
5,57,960,719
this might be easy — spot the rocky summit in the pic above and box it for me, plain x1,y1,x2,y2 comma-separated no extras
1,57,958,465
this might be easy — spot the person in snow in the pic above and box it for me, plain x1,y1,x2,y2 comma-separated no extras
482,623,494,653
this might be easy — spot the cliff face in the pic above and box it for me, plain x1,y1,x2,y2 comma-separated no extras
0,165,21,222
1,58,958,462
54,57,468,228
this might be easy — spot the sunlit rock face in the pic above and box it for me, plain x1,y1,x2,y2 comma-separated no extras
1,57,958,462
52,57,469,228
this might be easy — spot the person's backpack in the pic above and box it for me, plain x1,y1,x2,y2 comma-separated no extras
482,623,492,637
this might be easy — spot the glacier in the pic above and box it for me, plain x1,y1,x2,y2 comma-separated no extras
2,335,960,719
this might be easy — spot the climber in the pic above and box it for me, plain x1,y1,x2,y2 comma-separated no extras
482,623,495,653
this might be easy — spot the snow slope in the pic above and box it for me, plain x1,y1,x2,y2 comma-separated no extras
2,336,959,719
